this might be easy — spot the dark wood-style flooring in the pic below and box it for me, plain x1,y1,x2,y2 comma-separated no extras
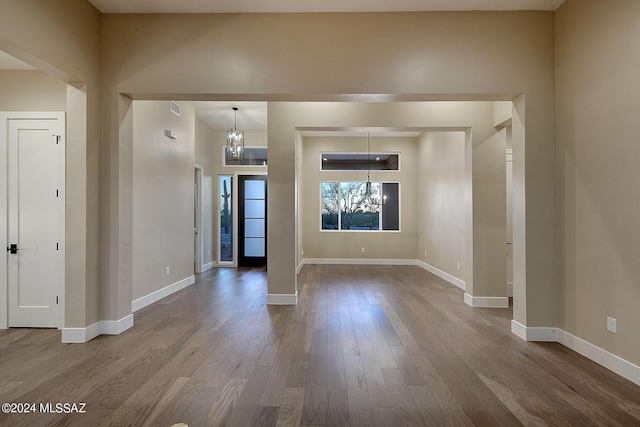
1,265,640,426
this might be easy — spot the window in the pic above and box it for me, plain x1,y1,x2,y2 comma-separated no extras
321,181,400,231
219,176,233,262
224,147,267,166
321,153,399,171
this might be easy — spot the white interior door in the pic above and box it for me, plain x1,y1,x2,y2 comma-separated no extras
5,115,65,328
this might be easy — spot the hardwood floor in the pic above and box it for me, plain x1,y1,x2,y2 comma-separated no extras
1,264,640,426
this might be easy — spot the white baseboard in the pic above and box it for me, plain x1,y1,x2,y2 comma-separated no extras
464,293,509,308
558,329,640,386
101,314,134,335
510,320,558,341
303,258,417,266
202,262,214,273
417,260,466,290
61,314,134,343
297,260,304,274
267,292,298,305
131,275,195,312
511,320,640,386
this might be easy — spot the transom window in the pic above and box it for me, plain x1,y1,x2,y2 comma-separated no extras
224,147,267,166
321,153,399,171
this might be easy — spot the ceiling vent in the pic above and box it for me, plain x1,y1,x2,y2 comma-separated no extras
170,101,181,117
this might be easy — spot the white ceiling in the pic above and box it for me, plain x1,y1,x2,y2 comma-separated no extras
195,101,267,130
88,0,565,14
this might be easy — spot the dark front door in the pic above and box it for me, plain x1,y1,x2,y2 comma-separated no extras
238,175,267,267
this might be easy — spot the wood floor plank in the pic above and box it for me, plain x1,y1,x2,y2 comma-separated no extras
2,266,639,426
381,368,427,427
178,386,223,427
360,355,393,408
344,355,375,427
388,345,426,386
327,316,347,391
276,387,306,427
224,365,273,426
201,377,248,426
326,389,350,427
372,407,398,427
301,382,326,425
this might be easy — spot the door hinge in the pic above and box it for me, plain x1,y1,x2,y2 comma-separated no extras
56,296,59,304
56,242,59,250
56,189,59,197
55,135,61,144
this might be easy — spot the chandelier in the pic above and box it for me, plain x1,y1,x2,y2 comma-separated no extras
363,132,381,207
226,107,244,161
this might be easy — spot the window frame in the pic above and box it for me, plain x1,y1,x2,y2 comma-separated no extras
319,152,401,172
319,180,401,233
221,145,268,167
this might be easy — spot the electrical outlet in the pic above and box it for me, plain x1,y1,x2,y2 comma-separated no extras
361,247,365,253
301,250,304,256
607,316,617,334
207,250,211,256
424,250,427,257
165,266,170,276
457,262,461,270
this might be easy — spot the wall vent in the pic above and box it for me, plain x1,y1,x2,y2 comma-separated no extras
170,101,181,117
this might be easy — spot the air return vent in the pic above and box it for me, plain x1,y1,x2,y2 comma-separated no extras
170,101,181,117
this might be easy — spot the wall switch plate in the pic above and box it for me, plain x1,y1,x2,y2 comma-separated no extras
607,316,617,333
165,266,170,276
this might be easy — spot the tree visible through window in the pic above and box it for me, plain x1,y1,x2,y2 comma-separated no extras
321,181,399,231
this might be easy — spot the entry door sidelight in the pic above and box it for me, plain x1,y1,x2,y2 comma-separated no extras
238,176,267,267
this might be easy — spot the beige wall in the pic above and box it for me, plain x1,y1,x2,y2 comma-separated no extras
0,70,67,110
557,0,640,364
0,0,102,328
418,132,466,281
301,136,418,260
132,101,195,300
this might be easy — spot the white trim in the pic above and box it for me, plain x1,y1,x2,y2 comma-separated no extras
510,320,558,341
267,292,298,305
417,260,466,290
303,258,416,266
464,293,509,308
61,314,134,343
507,281,513,297
297,260,304,274
558,329,640,386
131,275,195,312
202,261,214,272
101,314,134,335
62,322,101,343
194,165,203,274
511,320,640,386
